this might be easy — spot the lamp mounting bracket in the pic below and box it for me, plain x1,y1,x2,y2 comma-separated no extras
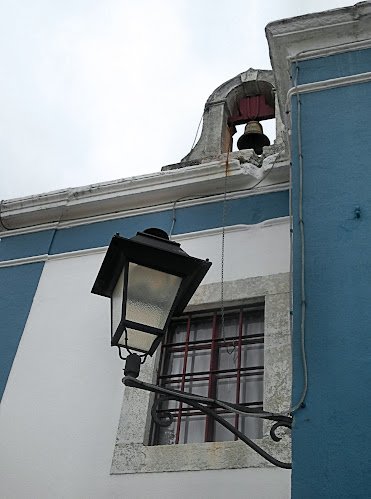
123,376,292,469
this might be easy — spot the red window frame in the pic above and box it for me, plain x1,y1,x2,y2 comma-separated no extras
151,305,264,445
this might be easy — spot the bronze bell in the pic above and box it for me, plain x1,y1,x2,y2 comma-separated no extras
237,120,270,155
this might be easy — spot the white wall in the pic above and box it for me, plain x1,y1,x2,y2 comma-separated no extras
177,219,290,284
0,225,290,498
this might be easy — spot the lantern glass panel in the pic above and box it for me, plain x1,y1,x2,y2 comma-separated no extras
112,268,124,334
126,263,182,329
118,328,158,352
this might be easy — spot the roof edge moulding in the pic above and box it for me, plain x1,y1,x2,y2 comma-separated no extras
266,1,371,129
0,157,289,232
0,68,291,232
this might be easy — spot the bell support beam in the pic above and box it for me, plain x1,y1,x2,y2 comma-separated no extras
123,376,292,469
228,95,275,126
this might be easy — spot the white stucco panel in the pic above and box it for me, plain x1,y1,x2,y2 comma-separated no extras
0,222,290,498
176,218,290,284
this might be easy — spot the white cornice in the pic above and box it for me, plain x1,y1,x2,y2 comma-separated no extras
0,254,49,268
286,71,371,105
174,217,290,242
0,157,289,234
0,218,290,268
287,39,371,63
266,2,371,122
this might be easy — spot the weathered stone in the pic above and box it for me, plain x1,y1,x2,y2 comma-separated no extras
111,273,292,474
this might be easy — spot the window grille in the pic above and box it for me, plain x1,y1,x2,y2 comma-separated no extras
151,306,264,445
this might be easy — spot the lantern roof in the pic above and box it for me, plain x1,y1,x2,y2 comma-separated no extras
92,230,211,317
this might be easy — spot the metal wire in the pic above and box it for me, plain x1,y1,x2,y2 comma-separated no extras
290,60,308,412
190,113,204,151
221,140,236,354
124,375,292,469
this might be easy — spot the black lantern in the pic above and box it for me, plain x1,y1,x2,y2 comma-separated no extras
91,228,292,469
91,228,211,356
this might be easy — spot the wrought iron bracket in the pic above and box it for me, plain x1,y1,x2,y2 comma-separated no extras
123,376,292,469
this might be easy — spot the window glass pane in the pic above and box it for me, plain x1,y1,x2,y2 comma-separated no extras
159,383,181,409
164,351,185,376
213,414,235,442
217,313,240,338
183,378,209,397
214,414,263,441
168,321,188,344
243,310,264,336
179,414,206,444
240,415,263,439
239,374,264,404
152,307,265,446
241,343,264,369
189,317,213,342
186,348,211,373
216,377,237,403
218,345,239,371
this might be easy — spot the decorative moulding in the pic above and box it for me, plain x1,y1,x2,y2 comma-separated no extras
266,2,371,124
0,156,289,232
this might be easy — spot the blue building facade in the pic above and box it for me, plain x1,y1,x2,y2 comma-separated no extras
0,189,289,402
0,76,293,495
268,2,371,497
1,3,370,497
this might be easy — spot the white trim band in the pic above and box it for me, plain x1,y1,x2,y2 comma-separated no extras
0,254,49,268
287,39,371,63
287,71,371,102
0,247,108,268
0,219,290,268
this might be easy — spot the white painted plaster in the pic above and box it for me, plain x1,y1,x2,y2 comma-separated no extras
0,234,291,498
0,219,290,280
178,219,290,284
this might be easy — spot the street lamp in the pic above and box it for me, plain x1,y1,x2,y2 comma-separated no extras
92,228,292,469
92,228,211,373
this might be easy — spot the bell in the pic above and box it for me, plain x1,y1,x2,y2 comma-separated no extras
237,121,270,155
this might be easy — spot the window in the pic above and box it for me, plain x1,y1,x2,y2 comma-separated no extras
151,306,264,446
111,273,291,474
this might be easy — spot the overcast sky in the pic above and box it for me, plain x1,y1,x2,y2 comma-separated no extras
1,0,353,201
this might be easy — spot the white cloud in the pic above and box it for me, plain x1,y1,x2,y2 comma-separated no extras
0,0,354,199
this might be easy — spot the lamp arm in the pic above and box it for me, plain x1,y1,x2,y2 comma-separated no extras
123,376,292,469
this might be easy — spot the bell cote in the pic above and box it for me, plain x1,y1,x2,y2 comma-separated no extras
181,68,284,163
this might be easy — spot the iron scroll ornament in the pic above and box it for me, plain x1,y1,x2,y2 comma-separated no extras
123,376,292,469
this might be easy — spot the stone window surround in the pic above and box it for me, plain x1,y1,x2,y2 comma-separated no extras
111,272,291,474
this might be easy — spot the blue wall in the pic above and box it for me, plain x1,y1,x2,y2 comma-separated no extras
291,52,371,497
1,191,289,260
0,263,44,401
294,47,371,85
0,189,289,402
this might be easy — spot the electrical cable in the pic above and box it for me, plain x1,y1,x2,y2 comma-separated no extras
169,155,278,359
190,113,204,152
168,161,281,239
290,60,308,412
221,139,234,353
